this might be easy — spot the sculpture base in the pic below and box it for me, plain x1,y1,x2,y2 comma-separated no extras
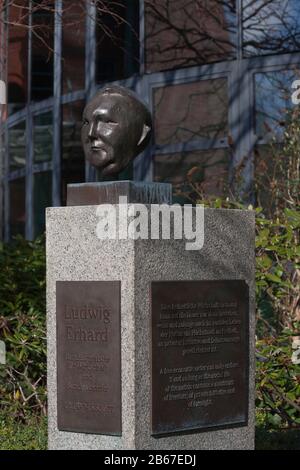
67,181,172,206
46,205,255,450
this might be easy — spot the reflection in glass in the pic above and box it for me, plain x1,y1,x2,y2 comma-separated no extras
243,0,300,57
7,1,28,114
62,0,85,94
33,171,52,237
145,0,236,73
154,149,229,200
95,0,139,83
9,121,26,171
9,177,26,237
31,2,54,101
62,101,85,205
255,69,300,138
154,79,228,146
34,112,53,163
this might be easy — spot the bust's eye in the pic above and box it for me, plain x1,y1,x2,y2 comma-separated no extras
83,119,89,126
99,117,118,125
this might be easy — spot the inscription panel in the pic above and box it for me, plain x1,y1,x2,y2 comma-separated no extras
56,281,121,435
151,280,249,436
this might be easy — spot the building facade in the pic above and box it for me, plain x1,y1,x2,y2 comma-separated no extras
1,0,300,240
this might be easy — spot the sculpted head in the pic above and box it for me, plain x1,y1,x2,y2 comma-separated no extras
81,86,152,176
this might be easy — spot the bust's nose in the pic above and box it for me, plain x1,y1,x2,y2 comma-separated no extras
88,122,97,140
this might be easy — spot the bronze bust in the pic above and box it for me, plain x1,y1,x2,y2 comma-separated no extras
81,85,152,176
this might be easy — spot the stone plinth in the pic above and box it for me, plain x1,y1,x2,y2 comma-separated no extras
67,181,172,206
46,205,255,450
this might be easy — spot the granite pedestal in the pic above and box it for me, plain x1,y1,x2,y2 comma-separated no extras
47,193,255,450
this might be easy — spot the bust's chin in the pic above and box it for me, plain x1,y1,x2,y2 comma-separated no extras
85,148,134,176
86,148,111,169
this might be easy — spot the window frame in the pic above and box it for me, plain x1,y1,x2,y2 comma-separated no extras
1,0,300,240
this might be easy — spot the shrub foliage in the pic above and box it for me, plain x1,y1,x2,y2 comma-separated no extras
0,236,47,421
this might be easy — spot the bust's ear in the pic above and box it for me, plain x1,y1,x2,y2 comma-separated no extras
137,124,151,147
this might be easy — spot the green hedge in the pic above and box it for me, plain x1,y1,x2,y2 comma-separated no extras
0,236,47,421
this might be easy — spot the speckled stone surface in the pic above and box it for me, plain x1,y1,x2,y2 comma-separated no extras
47,206,255,450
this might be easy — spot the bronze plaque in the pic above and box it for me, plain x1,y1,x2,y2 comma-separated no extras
151,280,249,436
56,281,121,435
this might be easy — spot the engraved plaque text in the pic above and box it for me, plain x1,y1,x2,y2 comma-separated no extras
56,281,121,435
151,280,249,435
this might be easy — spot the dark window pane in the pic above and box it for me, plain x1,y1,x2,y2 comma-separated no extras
10,177,26,237
154,149,229,199
34,111,53,163
33,171,52,237
243,0,300,57
255,69,300,139
9,121,26,171
7,1,28,114
95,0,139,83
62,101,85,205
31,2,54,101
62,0,85,94
154,79,228,146
145,0,236,73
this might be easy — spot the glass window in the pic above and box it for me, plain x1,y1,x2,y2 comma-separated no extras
62,101,85,205
153,79,228,146
33,111,53,163
62,0,85,94
255,69,300,139
31,1,54,101
145,0,237,73
9,177,26,237
33,171,52,237
95,0,139,83
154,148,229,199
243,0,300,57
9,121,26,171
7,1,29,114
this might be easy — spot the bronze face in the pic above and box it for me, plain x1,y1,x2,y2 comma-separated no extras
81,86,152,176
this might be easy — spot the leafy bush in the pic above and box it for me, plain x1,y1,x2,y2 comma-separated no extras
254,112,300,430
256,328,300,429
0,236,47,422
256,207,300,336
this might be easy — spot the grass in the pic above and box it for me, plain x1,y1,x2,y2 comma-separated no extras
0,415,47,450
